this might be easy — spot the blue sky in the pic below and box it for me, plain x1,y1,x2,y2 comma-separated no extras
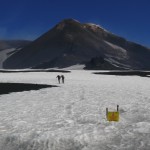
0,0,150,47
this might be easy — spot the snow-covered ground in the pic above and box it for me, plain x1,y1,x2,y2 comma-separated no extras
0,70,150,150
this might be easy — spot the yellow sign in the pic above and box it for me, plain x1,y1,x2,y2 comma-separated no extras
107,112,119,122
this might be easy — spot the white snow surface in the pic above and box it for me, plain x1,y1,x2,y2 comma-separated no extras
0,70,150,150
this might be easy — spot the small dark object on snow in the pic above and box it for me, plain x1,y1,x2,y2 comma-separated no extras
61,75,65,84
56,75,61,84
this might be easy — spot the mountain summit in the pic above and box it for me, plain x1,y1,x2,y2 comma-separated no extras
3,19,150,69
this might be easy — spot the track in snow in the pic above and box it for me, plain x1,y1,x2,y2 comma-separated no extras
0,71,150,150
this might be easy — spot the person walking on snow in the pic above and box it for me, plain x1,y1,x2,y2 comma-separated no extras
61,75,65,84
56,75,61,84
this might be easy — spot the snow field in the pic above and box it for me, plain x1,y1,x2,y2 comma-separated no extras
0,71,150,150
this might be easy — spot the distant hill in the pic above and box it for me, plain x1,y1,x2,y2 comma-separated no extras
3,19,150,70
0,40,31,51
0,40,31,69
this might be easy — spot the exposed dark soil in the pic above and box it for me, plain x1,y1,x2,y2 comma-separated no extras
0,69,71,73
0,83,57,95
94,71,150,77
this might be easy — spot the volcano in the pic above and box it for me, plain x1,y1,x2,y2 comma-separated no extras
3,19,150,70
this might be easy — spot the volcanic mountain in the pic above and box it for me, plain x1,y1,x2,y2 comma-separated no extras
3,19,150,70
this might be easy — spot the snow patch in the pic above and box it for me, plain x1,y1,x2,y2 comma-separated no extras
133,122,150,133
85,23,109,33
104,41,128,58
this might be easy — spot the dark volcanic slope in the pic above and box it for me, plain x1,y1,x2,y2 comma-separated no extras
3,19,150,70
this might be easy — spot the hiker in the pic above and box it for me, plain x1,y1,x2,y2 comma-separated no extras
61,75,65,84
56,75,61,84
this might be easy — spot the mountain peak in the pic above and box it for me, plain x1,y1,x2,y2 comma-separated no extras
55,18,80,30
62,18,80,23
58,18,80,26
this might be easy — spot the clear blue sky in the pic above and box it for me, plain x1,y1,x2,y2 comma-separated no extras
0,0,150,47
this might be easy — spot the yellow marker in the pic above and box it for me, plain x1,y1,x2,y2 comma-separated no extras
107,112,119,122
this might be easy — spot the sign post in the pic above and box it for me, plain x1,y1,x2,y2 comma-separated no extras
106,105,119,122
